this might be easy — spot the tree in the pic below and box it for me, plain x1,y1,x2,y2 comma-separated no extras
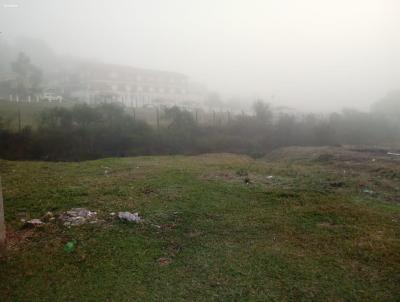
273,114,297,147
252,100,273,124
372,90,400,125
204,92,224,110
164,106,196,130
11,52,43,98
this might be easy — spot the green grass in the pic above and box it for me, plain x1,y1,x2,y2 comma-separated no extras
0,152,399,301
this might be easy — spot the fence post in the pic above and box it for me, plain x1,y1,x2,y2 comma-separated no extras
0,176,6,256
156,107,160,130
18,109,22,132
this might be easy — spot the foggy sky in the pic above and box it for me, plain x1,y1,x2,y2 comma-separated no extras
1,0,400,111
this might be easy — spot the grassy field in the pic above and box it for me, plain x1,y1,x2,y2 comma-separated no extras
0,147,399,301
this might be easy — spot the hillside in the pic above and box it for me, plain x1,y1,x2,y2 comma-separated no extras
0,148,399,301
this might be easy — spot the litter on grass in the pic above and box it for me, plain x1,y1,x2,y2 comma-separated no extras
60,208,98,226
118,211,142,222
64,240,77,253
25,219,44,227
42,211,54,222
363,189,374,195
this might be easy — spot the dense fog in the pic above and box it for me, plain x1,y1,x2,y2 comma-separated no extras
1,0,399,111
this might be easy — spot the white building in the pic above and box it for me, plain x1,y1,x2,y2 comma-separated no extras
65,63,206,108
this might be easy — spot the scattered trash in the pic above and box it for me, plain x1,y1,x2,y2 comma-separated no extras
363,189,374,195
388,152,400,156
69,208,96,218
25,219,44,227
42,211,54,222
28,219,44,224
64,240,77,253
118,211,142,222
151,224,161,229
158,257,172,266
266,175,274,179
21,218,44,228
372,158,376,162
110,212,116,216
60,208,97,226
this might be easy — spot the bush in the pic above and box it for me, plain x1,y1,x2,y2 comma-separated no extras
0,101,399,161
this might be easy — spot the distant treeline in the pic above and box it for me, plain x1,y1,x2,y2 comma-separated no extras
0,98,399,161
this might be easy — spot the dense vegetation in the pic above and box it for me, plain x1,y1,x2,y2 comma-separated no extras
0,95,400,161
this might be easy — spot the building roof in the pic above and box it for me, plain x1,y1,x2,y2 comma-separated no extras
77,62,188,80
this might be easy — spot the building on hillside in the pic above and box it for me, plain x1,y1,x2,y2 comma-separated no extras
58,63,206,109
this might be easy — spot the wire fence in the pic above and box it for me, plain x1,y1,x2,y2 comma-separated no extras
0,100,247,131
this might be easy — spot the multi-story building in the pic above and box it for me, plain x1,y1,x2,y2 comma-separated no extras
62,63,206,109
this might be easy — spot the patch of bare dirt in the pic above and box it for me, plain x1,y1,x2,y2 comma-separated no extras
5,228,37,251
264,146,400,163
265,146,400,203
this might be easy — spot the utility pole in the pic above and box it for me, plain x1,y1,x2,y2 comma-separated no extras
0,176,6,256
